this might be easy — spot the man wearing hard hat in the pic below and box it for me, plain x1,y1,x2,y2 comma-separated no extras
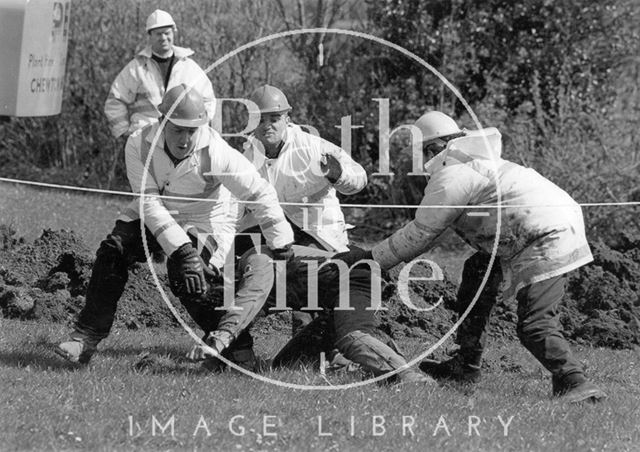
57,85,293,367
236,84,368,338
336,111,607,403
104,9,215,143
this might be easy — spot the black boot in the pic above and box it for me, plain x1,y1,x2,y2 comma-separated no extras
552,374,607,403
424,253,500,383
420,352,482,383
203,330,261,373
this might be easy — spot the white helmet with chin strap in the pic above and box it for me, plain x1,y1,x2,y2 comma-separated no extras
414,111,462,143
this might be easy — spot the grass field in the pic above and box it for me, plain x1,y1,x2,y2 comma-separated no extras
1,319,639,451
2,182,640,451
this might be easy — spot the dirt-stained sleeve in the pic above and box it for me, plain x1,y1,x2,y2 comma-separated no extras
372,164,481,269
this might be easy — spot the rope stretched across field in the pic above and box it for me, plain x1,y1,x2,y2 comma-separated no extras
1,176,639,209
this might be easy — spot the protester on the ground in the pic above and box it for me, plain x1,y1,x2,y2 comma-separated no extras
187,245,432,384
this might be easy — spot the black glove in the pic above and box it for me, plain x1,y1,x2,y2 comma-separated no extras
270,244,294,262
321,153,343,183
203,264,222,285
167,243,207,296
332,246,373,267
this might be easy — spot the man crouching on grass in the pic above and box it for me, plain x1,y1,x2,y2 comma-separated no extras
56,85,295,365
338,111,607,403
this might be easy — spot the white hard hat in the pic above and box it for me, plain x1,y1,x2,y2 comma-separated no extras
414,111,461,143
145,9,176,32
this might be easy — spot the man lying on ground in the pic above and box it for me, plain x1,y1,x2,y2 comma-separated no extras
182,245,432,385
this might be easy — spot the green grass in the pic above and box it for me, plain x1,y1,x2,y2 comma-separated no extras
1,319,639,451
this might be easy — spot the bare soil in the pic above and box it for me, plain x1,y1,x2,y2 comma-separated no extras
1,226,639,349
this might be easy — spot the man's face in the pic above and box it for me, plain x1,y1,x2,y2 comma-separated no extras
164,121,198,160
149,26,174,55
423,138,447,158
254,112,288,149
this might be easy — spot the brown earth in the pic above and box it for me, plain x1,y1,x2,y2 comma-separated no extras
0,226,187,330
1,226,639,350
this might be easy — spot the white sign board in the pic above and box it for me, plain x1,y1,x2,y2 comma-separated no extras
0,0,70,117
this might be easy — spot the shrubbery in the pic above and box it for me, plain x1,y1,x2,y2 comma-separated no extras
0,0,637,242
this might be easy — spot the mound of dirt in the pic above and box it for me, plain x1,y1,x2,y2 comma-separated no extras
377,260,519,347
1,225,639,349
370,238,640,350
0,226,188,329
376,236,640,349
377,262,458,342
563,236,640,348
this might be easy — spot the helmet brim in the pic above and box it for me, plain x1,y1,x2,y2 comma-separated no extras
259,107,291,114
166,117,208,128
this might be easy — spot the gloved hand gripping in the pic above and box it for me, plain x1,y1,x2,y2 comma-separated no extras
167,243,208,296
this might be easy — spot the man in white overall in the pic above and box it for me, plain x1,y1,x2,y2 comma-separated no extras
338,111,607,403
57,85,293,365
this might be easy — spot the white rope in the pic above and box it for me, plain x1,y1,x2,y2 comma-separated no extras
1,176,639,209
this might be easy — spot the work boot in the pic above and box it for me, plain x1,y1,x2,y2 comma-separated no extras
552,375,607,403
420,353,482,383
56,333,100,364
202,345,262,373
397,368,437,385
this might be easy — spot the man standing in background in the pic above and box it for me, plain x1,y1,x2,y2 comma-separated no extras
104,9,215,149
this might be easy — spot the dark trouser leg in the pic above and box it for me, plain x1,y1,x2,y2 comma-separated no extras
292,311,314,335
271,313,332,367
273,267,380,369
288,225,326,336
233,225,264,258
516,276,585,384
179,302,225,338
454,252,502,366
75,220,161,340
331,268,417,378
182,251,273,369
215,252,274,336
